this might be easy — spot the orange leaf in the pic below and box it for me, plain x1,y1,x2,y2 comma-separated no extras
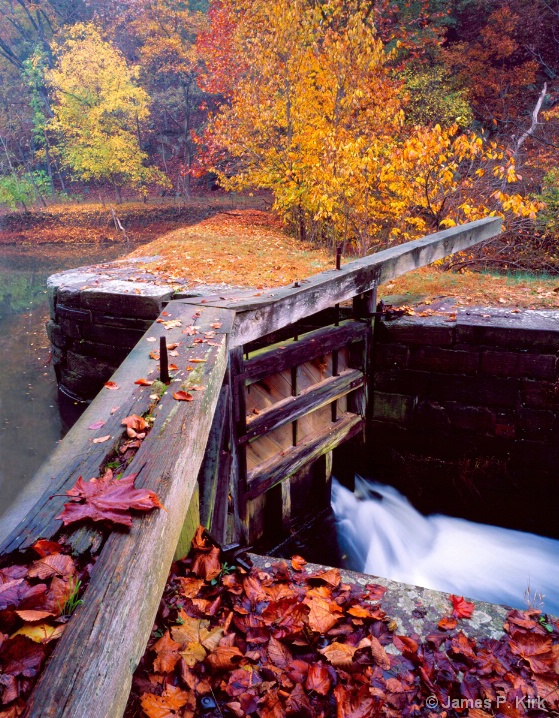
173,391,193,402
121,414,148,432
104,381,119,390
152,631,182,673
135,378,154,386
92,435,111,444
291,555,307,571
305,662,331,695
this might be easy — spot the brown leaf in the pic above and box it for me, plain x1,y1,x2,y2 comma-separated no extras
206,644,243,670
31,540,63,558
267,636,293,669
92,435,111,444
191,546,221,581
0,635,45,677
259,689,285,718
104,381,119,390
28,553,76,580
304,595,342,633
291,555,307,571
319,640,357,668
121,414,148,432
135,378,154,386
369,635,390,670
14,609,54,622
286,683,312,716
305,662,331,695
56,473,163,527
176,577,205,599
310,568,341,587
173,391,193,402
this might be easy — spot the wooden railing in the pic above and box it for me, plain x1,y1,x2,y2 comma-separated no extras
0,217,501,718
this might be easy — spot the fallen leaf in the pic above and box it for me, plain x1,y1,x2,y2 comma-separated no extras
188,358,206,363
438,616,458,631
140,684,193,718
121,414,148,432
153,631,182,673
56,473,164,527
146,337,157,342
173,391,193,402
88,420,106,430
104,382,119,390
135,378,154,386
319,640,357,668
92,435,111,444
305,662,331,695
28,553,76,580
451,595,475,619
13,623,64,644
291,555,307,571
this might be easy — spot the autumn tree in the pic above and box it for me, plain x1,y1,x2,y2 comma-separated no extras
46,23,166,202
129,0,208,195
201,0,405,247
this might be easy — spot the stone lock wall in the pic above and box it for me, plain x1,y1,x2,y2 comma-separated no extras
46,260,176,401
370,307,559,538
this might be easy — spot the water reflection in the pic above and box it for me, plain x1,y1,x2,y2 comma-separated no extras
0,243,132,518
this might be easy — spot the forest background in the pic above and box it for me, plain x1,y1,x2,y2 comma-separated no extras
1,0,559,271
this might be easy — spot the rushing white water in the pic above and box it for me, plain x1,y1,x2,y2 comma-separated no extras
332,477,559,616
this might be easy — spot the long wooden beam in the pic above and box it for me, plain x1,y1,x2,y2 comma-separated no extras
13,305,233,718
179,217,501,347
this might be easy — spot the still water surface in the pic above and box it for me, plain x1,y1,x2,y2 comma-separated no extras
0,243,132,519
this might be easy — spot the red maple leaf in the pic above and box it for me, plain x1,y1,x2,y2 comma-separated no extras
56,473,164,528
450,594,475,619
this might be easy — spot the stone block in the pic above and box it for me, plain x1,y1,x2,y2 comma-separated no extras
408,346,479,374
443,402,494,432
91,313,154,331
374,369,431,395
70,339,131,364
79,280,173,318
427,374,520,408
374,343,409,370
372,392,414,424
79,323,145,348
518,407,557,440
65,351,120,380
45,320,67,349
521,380,559,409
480,350,557,380
58,317,82,340
377,316,454,346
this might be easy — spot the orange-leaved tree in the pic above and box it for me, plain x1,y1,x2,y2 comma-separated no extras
199,0,544,254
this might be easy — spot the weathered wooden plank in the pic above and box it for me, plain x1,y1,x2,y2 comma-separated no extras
24,308,231,718
226,218,501,346
243,321,368,384
241,369,364,443
246,412,363,499
198,382,231,529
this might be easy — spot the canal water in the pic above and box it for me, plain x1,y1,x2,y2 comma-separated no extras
0,243,132,520
332,477,559,616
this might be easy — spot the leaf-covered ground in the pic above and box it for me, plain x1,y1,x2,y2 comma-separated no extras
128,210,332,289
125,529,559,718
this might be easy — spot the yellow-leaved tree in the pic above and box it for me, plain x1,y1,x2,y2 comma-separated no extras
47,23,166,202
